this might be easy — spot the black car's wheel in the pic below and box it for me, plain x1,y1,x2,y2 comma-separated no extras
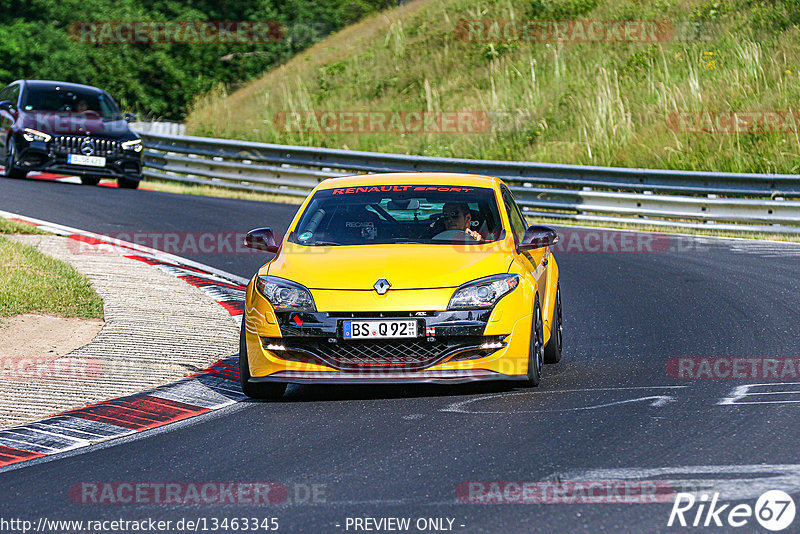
544,283,563,364
117,176,140,189
4,137,27,179
239,317,287,400
522,295,544,387
80,176,101,186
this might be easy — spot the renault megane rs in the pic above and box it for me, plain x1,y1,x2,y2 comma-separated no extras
239,173,563,398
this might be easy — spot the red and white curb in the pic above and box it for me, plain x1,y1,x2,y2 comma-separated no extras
0,211,252,470
0,360,243,468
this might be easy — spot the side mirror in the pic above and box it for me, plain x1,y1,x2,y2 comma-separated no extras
244,228,280,253
0,100,14,112
519,225,559,251
123,112,137,122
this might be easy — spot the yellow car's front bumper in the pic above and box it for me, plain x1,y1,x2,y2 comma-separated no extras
242,278,537,384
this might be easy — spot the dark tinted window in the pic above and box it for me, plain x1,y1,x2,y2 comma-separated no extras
291,185,504,246
22,87,121,120
8,85,20,105
501,186,527,243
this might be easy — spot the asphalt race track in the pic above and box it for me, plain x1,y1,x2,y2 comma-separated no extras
2,177,800,533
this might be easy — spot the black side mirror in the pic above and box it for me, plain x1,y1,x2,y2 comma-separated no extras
519,225,559,251
123,112,137,122
0,100,14,112
244,228,280,253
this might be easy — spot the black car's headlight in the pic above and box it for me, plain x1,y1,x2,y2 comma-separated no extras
448,274,519,310
256,276,316,312
22,128,52,143
121,139,143,152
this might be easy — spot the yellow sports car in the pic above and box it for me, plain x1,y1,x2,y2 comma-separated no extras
239,173,563,398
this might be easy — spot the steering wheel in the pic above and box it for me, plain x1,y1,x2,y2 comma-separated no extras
432,229,478,241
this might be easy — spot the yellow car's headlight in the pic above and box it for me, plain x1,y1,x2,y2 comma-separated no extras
448,274,519,310
256,276,316,312
23,128,52,142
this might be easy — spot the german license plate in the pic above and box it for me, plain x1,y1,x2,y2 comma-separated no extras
343,320,417,340
67,154,106,167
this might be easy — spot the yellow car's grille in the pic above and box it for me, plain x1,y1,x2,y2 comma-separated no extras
317,339,442,370
264,336,503,371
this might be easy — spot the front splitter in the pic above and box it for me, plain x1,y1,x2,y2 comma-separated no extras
250,369,526,385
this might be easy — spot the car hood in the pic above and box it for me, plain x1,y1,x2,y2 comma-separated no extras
266,240,515,290
20,112,132,138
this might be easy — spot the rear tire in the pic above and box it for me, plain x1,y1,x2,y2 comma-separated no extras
4,138,27,179
544,283,563,364
117,176,140,189
80,176,101,186
239,317,287,400
522,295,544,387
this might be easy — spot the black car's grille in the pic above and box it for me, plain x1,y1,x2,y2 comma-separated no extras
51,136,121,157
264,336,504,371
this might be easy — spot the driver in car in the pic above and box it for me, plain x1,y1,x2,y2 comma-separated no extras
442,202,482,241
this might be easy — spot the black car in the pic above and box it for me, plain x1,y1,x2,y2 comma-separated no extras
0,80,143,189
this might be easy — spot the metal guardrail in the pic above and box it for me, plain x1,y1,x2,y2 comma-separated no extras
137,131,800,234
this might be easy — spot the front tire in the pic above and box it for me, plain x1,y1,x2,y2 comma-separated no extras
4,138,27,179
117,176,140,189
544,283,563,364
522,295,544,387
239,317,287,400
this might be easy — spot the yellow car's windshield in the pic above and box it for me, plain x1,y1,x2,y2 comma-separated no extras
290,184,505,246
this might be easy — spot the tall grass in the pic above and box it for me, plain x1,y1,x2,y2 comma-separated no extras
186,0,800,174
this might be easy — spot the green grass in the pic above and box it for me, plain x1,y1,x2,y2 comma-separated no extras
0,236,104,319
186,0,800,175
0,218,46,235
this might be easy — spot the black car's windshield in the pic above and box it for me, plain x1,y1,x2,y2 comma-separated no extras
290,184,505,246
22,87,123,120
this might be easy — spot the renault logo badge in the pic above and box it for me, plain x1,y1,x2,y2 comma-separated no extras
80,138,95,156
373,279,391,295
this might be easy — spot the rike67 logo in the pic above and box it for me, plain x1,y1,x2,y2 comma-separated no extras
668,490,796,531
